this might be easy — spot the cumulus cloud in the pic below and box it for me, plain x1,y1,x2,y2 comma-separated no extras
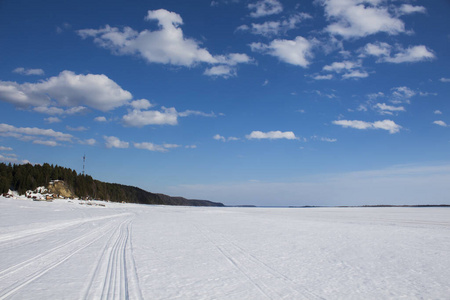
0,123,73,141
322,60,367,79
77,9,250,76
0,154,30,164
204,65,236,78
33,106,89,116
374,103,405,115
94,116,107,122
246,130,298,140
134,142,181,153
391,86,415,104
238,13,311,36
0,71,132,111
122,107,178,127
319,0,406,39
251,36,313,67
44,117,62,124
313,74,333,80
104,136,129,149
178,110,216,118
333,119,401,134
79,138,96,146
248,0,283,18
122,106,215,127
66,126,88,132
362,42,435,63
33,140,59,147
130,99,153,110
397,4,426,16
433,120,448,127
13,67,44,76
213,134,240,142
311,135,337,142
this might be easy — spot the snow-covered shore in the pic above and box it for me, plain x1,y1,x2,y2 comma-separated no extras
1,196,449,299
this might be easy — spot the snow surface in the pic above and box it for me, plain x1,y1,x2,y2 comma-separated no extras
1,196,449,299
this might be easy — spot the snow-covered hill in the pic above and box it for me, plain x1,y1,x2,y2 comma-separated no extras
1,196,449,299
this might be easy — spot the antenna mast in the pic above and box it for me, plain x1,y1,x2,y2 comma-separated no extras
82,154,86,176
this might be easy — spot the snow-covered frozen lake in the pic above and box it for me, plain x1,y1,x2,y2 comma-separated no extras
1,196,449,299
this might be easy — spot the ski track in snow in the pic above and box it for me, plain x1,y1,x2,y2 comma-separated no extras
0,217,126,299
193,223,324,300
82,216,143,300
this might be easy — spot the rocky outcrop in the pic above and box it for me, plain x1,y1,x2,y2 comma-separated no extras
47,181,75,198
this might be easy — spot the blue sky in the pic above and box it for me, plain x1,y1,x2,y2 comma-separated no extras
1,0,450,206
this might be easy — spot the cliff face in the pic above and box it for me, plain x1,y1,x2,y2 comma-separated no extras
47,181,75,198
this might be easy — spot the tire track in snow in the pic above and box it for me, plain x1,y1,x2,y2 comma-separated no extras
193,223,324,300
81,215,142,300
0,215,126,300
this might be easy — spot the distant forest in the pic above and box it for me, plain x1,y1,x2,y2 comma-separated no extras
0,163,224,207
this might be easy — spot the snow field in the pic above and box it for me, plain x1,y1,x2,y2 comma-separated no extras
1,196,449,299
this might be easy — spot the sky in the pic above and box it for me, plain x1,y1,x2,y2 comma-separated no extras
1,0,450,206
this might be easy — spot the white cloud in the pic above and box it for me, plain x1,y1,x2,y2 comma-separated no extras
77,9,250,75
79,138,96,146
313,74,333,80
238,13,311,36
33,140,59,147
0,154,30,165
433,120,448,127
362,43,435,63
0,123,73,141
323,60,367,79
66,126,88,132
397,4,426,16
248,0,283,18
246,130,298,140
0,71,132,111
33,106,88,115
440,78,450,83
374,103,405,115
94,116,107,122
134,142,179,153
178,110,216,118
333,119,401,134
0,146,13,151
122,106,215,127
122,107,178,127
185,145,197,149
251,36,313,67
204,65,236,78
130,99,153,110
391,86,415,104
213,134,239,142
319,0,406,39
382,45,435,63
311,135,337,142
13,67,44,76
104,136,129,149
214,134,226,142
44,117,61,124
342,70,369,79
361,42,391,57
434,110,442,115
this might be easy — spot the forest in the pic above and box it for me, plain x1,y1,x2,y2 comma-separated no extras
0,163,224,207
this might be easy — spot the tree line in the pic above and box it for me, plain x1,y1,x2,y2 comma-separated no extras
0,162,224,206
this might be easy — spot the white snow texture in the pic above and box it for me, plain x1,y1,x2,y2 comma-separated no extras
0,196,449,299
